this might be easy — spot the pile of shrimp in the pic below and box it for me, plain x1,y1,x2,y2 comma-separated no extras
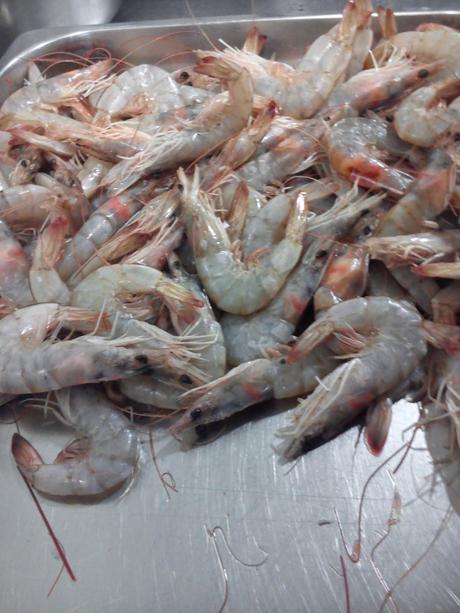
2,0,460,502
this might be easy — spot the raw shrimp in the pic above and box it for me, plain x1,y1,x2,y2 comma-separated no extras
171,341,337,434
394,78,460,147
0,219,33,306
70,264,206,382
373,28,460,80
57,183,155,282
221,188,384,365
326,59,443,116
103,56,253,195
12,385,139,498
324,117,415,194
376,148,454,237
366,230,460,269
314,244,369,312
77,156,113,198
9,145,44,185
120,254,226,407
92,64,209,121
413,262,460,279
1,59,113,113
0,183,71,231
200,0,366,118
66,188,178,286
0,303,161,394
277,297,426,460
29,215,71,305
179,168,308,315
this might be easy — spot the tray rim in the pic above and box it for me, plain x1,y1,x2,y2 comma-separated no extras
1,10,460,78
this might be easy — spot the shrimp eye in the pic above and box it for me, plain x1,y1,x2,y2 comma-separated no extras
135,354,149,365
287,339,296,347
180,71,189,80
20,160,28,167
418,68,430,78
180,374,192,385
279,358,286,365
362,225,373,236
190,407,202,421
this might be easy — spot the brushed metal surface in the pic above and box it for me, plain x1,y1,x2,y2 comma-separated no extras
0,14,459,613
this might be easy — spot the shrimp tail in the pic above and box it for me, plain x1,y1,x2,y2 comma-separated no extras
413,262,460,279
11,433,44,476
194,55,244,82
365,397,392,456
422,320,460,355
242,26,267,55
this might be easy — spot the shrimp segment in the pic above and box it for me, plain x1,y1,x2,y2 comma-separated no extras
12,385,139,498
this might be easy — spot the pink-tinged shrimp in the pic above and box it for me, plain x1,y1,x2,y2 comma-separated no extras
57,183,156,282
65,188,178,286
376,148,455,237
277,297,426,460
179,167,308,315
326,59,443,116
394,78,460,147
0,184,82,230
413,262,460,280
314,244,369,312
8,127,76,159
199,0,367,118
324,117,415,194
12,384,139,499
29,215,71,305
92,64,209,122
366,230,460,269
0,219,33,306
1,59,113,113
170,341,337,435
345,0,373,78
0,303,164,394
201,99,278,189
103,56,253,195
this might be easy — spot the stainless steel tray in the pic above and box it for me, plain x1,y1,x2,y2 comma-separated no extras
1,13,460,613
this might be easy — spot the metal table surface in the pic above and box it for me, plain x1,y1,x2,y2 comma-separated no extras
0,10,460,613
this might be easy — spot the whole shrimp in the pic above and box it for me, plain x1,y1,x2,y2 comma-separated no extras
103,55,253,196
12,385,139,498
324,117,416,194
276,297,427,460
9,145,44,185
179,168,308,315
373,27,460,80
92,64,209,121
394,78,460,147
326,58,443,116
198,0,368,118
1,59,113,113
376,148,454,237
170,342,337,435
0,303,163,394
